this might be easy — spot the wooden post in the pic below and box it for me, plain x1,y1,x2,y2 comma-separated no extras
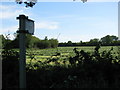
17,14,34,89
17,15,28,89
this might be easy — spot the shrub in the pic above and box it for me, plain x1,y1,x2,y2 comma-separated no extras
2,49,19,88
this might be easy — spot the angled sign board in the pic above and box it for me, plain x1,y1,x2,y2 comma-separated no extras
25,19,34,35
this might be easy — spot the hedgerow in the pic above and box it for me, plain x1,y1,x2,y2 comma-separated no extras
2,45,120,88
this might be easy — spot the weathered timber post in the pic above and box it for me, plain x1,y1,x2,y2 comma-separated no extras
17,15,34,89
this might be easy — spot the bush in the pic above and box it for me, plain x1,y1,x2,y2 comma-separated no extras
3,45,120,88
2,49,19,88
26,45,120,88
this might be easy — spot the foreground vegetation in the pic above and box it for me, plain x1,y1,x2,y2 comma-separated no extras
26,46,119,68
1,30,120,88
2,45,120,88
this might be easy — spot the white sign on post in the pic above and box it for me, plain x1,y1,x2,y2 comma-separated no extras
25,19,34,35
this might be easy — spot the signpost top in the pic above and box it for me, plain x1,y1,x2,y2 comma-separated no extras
17,14,34,35
17,15,28,19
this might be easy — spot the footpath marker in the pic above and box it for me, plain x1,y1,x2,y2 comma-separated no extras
17,15,34,88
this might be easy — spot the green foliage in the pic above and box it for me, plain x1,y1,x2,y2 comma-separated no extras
10,34,58,49
15,0,87,8
59,35,120,47
3,45,120,88
0,35,3,48
49,38,59,48
2,48,19,88
89,38,100,46
67,41,73,46
0,35,12,49
2,33,120,88
16,0,37,7
37,40,51,49
2,34,119,49
101,35,118,45
37,38,58,49
2,34,19,88
25,45,120,88
26,34,40,48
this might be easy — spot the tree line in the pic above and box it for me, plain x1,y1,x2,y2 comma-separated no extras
59,35,120,47
0,34,58,49
0,34,120,49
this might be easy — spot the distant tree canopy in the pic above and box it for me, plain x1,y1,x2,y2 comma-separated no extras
2,34,58,49
11,34,40,48
59,35,120,47
1,34,120,49
67,41,73,46
89,38,99,46
36,36,58,49
100,35,118,45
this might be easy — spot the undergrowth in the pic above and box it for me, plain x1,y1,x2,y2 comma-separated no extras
2,45,120,88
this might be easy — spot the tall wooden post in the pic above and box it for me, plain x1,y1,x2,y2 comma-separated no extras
17,15,28,89
17,14,34,89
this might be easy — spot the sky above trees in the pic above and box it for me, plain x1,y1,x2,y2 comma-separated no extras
0,1,118,42
0,0,120,2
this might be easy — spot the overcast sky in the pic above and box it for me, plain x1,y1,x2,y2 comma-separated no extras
0,1,118,42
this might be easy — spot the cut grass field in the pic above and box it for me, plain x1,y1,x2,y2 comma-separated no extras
26,46,120,67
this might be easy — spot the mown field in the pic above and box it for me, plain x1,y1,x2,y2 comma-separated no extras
26,46,120,68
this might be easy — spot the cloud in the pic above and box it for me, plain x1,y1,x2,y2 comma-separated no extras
0,4,32,34
0,25,18,40
0,25,18,34
0,4,31,19
0,5,18,19
35,21,59,30
1,10,23,19
0,5,12,10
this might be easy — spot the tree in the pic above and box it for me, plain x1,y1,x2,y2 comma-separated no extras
100,35,118,45
15,0,87,7
0,35,6,48
2,34,12,49
110,35,118,41
37,40,50,49
16,0,37,7
26,34,40,48
1,34,19,88
49,38,58,48
11,34,41,48
37,37,58,49
67,41,73,46
89,38,99,46
44,36,48,41
80,40,82,44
